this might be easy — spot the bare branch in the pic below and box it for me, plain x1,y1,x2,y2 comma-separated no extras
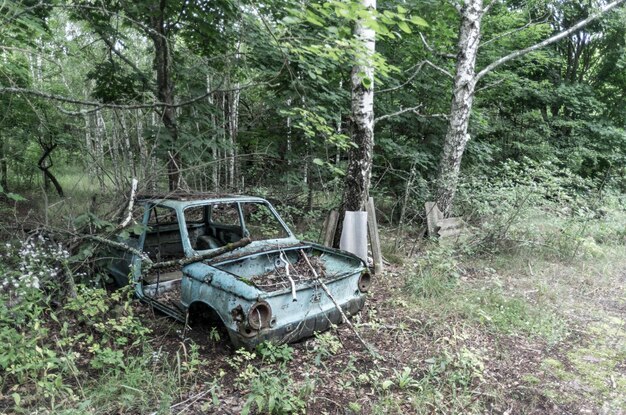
119,178,139,228
0,78,294,116
0,0,45,26
475,0,626,82
475,78,504,93
451,0,463,14
479,16,549,49
418,32,456,59
379,60,453,94
149,237,252,271
375,105,449,124
97,33,152,88
375,105,422,124
481,0,497,16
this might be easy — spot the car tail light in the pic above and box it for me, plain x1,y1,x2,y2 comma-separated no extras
248,301,272,330
358,271,371,292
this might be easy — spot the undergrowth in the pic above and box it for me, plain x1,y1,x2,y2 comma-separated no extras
0,236,215,414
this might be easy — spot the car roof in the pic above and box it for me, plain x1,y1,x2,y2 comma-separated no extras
136,193,268,209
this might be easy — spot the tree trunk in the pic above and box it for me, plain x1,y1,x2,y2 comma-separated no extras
436,0,483,217
38,144,64,198
335,0,376,246
227,85,240,190
434,0,625,216
0,136,8,192
148,0,180,191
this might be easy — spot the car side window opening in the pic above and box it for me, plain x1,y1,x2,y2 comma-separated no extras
241,202,289,241
144,206,184,262
185,201,291,252
189,203,242,250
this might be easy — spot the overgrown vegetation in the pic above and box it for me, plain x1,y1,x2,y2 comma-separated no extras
2,0,626,413
1,181,624,413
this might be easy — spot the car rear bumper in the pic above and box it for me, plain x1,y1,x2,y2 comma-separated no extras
227,295,366,349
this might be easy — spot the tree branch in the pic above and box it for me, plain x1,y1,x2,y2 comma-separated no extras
418,32,456,59
0,79,262,115
475,78,504,93
375,105,423,124
479,17,548,49
379,60,453,94
97,32,152,88
475,0,626,82
375,105,449,124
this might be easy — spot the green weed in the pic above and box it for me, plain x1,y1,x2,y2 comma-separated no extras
457,289,567,342
407,247,459,298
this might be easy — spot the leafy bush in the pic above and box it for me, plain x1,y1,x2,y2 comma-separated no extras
256,341,294,364
0,236,156,411
227,348,314,415
455,160,625,259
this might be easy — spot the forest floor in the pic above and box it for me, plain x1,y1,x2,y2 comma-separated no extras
2,192,625,414
131,238,626,414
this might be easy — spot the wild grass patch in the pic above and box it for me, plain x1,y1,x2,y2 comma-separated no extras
406,246,460,299
456,289,567,343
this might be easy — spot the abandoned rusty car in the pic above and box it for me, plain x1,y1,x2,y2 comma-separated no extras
107,194,371,348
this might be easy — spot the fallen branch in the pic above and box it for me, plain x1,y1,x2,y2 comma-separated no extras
148,237,252,272
80,234,251,273
120,178,138,228
81,234,152,263
299,249,379,359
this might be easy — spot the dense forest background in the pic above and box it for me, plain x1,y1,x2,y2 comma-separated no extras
2,0,626,414
2,0,625,223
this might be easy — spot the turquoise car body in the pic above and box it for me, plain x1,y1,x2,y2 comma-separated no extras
108,195,369,348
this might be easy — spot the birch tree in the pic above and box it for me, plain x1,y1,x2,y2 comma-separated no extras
341,0,376,213
437,0,626,216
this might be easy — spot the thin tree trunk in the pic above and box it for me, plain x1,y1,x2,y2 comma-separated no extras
208,75,219,191
148,0,180,191
0,136,8,192
228,86,240,190
38,144,64,197
119,109,136,178
335,0,376,246
436,0,483,216
435,0,624,216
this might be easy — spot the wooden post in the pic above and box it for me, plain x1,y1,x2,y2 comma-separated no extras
366,197,383,274
322,210,339,247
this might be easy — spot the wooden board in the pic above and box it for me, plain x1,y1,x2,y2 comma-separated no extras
322,210,339,247
436,217,465,240
425,201,443,237
366,197,383,274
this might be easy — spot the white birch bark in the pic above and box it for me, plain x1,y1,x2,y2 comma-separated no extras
342,0,376,213
437,0,483,216
436,0,625,216
207,74,219,191
227,86,240,190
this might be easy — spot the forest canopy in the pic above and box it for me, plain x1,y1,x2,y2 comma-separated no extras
1,0,624,219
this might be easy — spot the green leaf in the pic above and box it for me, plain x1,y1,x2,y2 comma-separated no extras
12,393,20,406
410,15,429,27
305,10,324,26
282,16,300,25
312,158,325,166
7,192,26,201
362,76,373,89
398,21,412,34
